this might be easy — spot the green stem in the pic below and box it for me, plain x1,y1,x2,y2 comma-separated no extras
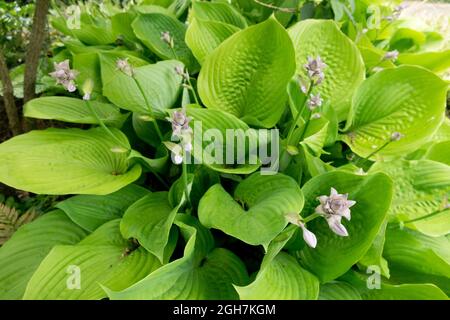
186,76,199,105
302,213,321,224
182,160,191,207
286,80,314,145
85,100,129,150
357,140,391,166
403,209,447,224
132,77,163,141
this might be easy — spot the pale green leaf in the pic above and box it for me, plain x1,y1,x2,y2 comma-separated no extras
198,18,296,128
24,97,129,127
343,66,448,159
23,220,160,300
371,159,450,237
288,20,365,120
299,171,393,282
132,13,199,71
0,211,88,299
57,184,150,232
0,128,141,195
199,173,304,246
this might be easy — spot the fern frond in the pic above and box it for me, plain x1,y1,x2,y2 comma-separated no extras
0,204,37,245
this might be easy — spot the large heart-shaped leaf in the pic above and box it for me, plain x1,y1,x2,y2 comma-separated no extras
342,66,448,159
0,128,141,195
288,19,365,120
0,211,88,299
371,159,450,237
190,1,247,29
384,226,450,294
341,271,448,300
23,220,160,300
198,17,296,128
24,97,129,127
120,191,179,263
318,282,362,300
199,173,304,246
299,171,393,282
235,227,319,299
236,252,319,300
132,13,199,71
106,215,249,299
57,184,150,232
186,18,239,64
100,53,183,117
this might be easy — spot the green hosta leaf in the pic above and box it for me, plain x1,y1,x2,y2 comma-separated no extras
357,219,390,278
168,107,261,174
341,271,448,300
299,171,393,282
191,1,247,28
72,13,116,45
198,18,296,128
99,51,149,82
106,215,249,299
288,20,365,120
0,128,141,195
398,50,450,73
100,53,183,117
236,252,319,300
128,148,169,174
24,97,129,127
371,159,450,237
23,220,160,300
199,173,304,246
186,18,239,64
57,184,150,232
111,12,140,43
342,66,448,159
425,141,450,166
132,13,199,71
120,192,179,263
299,117,329,156
73,52,103,96
0,211,88,299
318,282,362,300
383,226,450,294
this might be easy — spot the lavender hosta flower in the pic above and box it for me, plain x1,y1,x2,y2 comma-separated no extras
390,131,404,141
285,213,317,248
174,65,189,81
161,31,174,48
49,60,78,92
307,93,322,110
167,109,193,138
304,56,326,85
315,187,356,237
165,109,194,164
116,58,134,77
383,50,399,61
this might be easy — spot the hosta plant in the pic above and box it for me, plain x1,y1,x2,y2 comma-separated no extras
0,0,449,300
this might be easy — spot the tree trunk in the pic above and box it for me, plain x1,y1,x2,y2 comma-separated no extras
23,0,50,131
0,48,21,136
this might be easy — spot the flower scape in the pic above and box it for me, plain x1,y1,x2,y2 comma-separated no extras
0,0,449,301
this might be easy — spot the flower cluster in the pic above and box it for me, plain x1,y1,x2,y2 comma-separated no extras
303,56,326,111
287,187,356,248
304,55,326,85
161,31,174,48
116,58,134,77
383,50,399,61
49,60,79,92
165,108,193,164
